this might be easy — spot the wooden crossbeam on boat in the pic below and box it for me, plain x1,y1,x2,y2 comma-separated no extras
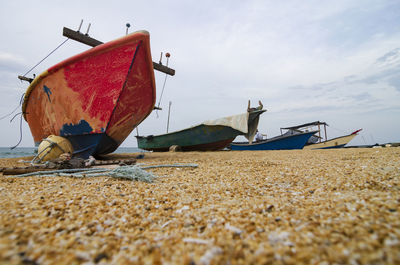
63,27,175,76
17,75,34,83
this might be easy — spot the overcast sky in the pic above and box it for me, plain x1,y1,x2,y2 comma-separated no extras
1,0,399,147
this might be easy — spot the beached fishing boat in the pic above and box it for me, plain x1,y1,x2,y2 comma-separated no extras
136,109,266,151
280,121,362,149
229,131,317,151
22,31,157,158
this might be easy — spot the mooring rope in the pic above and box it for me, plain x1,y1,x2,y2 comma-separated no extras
5,38,70,149
0,93,25,121
22,38,69,78
157,73,168,110
30,138,68,165
9,112,23,150
155,56,170,118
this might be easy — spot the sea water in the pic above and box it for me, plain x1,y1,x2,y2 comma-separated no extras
0,147,144,158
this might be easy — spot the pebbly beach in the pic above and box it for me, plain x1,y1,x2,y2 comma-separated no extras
0,148,399,264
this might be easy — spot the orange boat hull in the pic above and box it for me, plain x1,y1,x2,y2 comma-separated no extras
22,31,156,158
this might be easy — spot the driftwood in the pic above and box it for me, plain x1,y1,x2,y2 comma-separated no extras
2,167,56,175
1,158,136,176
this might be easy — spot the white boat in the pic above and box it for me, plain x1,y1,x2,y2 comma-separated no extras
280,121,362,149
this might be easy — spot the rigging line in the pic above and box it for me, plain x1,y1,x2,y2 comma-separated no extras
10,112,23,150
0,105,20,121
155,56,170,118
156,70,168,118
157,74,169,109
0,93,25,121
155,73,168,118
22,38,70,77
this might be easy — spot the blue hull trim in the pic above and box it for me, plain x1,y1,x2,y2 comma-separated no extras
64,133,119,159
230,132,316,151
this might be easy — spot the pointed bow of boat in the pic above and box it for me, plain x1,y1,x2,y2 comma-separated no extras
22,31,156,158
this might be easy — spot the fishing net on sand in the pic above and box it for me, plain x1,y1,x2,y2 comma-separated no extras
8,164,198,183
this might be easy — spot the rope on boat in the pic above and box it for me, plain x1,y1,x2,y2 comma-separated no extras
7,37,70,149
22,38,70,78
155,54,170,118
30,138,68,165
0,93,25,121
9,112,23,150
1,94,25,150
7,163,199,183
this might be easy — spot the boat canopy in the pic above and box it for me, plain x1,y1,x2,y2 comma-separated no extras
203,109,266,143
280,121,328,130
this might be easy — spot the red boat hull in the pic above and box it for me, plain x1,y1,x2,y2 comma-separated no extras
22,31,156,157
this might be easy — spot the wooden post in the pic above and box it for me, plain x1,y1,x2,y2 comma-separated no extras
153,62,175,76
63,27,102,47
63,27,175,76
166,101,172,133
18,75,34,83
318,124,321,143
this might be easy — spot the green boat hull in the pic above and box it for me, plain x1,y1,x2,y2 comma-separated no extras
136,124,242,151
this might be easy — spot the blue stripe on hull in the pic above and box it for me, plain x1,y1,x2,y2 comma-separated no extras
230,132,315,151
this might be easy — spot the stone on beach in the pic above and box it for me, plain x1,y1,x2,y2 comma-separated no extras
0,148,399,264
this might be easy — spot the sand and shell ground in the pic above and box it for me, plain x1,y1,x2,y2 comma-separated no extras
0,148,399,264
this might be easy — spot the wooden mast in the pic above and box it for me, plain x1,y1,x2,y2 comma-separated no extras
318,123,321,143
166,101,172,133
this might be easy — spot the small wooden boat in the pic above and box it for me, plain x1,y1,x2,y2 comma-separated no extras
280,121,362,149
22,31,156,158
229,131,317,151
136,109,266,151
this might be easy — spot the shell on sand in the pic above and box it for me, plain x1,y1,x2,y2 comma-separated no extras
0,148,399,264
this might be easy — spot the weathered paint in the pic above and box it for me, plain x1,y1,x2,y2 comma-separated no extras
137,110,266,152
60,120,93,136
43,85,52,102
230,131,316,150
22,31,156,158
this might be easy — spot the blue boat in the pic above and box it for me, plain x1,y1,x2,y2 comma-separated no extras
229,131,317,151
